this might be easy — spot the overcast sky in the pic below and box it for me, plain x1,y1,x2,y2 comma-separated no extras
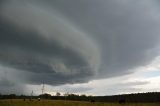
0,0,160,96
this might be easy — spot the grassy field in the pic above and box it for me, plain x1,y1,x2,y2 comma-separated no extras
0,99,159,106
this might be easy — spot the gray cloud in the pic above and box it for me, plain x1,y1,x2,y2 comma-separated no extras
46,0,160,78
0,0,100,86
120,81,149,86
0,0,160,94
0,66,26,94
54,85,93,93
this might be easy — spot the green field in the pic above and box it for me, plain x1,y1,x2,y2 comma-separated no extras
0,99,159,106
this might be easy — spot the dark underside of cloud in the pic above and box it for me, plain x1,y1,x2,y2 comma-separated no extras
0,0,160,93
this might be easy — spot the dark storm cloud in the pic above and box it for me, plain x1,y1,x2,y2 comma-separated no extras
0,66,25,94
44,0,160,78
0,0,160,92
0,0,100,86
0,78,14,87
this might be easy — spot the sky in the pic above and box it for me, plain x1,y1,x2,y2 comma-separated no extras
0,0,160,96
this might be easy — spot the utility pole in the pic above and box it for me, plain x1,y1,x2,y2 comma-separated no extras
42,83,45,95
41,83,45,106
30,90,33,101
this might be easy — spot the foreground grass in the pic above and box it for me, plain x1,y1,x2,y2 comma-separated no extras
0,99,159,106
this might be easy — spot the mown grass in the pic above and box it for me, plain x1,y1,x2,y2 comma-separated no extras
0,99,159,106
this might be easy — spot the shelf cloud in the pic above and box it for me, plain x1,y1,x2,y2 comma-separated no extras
0,0,160,94
0,0,100,85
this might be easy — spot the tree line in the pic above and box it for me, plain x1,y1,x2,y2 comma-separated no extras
0,92,160,103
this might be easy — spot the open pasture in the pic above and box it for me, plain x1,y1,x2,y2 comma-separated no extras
0,99,159,106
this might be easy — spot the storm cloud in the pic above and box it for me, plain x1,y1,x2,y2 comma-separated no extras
0,0,160,94
0,0,100,85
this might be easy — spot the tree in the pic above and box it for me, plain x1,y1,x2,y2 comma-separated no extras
80,94,86,97
9,94,16,99
39,93,51,99
56,92,61,96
